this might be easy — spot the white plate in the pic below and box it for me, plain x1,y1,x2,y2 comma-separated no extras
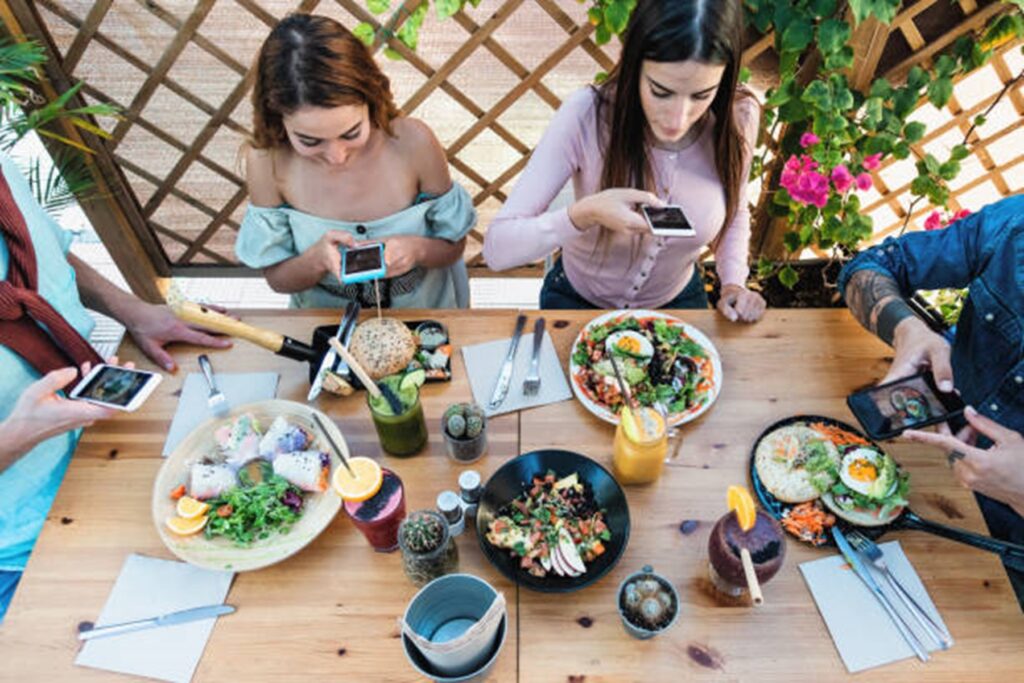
567,310,723,427
153,400,344,572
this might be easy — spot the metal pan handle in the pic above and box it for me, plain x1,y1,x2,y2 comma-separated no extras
900,509,1024,563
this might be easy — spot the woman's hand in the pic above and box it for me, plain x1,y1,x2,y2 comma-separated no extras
311,229,357,282
0,364,120,468
904,407,1024,517
717,284,766,323
122,302,233,372
375,235,430,278
569,189,665,234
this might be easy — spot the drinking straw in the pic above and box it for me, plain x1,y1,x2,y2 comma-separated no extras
740,548,765,606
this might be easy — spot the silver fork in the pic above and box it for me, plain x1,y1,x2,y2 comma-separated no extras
198,354,229,417
848,530,952,649
522,317,545,396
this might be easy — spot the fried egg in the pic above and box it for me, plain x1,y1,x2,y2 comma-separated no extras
606,330,654,360
839,448,883,496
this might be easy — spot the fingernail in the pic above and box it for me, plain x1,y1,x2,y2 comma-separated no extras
164,362,175,371
965,405,977,416
939,380,953,392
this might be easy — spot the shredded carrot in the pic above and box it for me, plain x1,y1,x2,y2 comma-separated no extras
781,501,836,546
810,422,870,446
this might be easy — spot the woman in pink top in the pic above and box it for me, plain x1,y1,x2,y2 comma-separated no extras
484,0,765,322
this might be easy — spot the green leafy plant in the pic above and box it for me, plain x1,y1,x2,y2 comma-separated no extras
0,38,119,213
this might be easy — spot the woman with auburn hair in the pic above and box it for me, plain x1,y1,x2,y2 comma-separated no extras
484,0,765,321
236,13,475,309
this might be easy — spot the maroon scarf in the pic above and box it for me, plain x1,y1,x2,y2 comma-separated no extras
0,168,101,380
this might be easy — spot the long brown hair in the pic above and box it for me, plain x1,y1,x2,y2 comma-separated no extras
595,0,751,243
250,13,400,150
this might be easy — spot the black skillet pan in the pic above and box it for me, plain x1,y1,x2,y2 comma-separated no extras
750,415,1024,563
169,299,450,387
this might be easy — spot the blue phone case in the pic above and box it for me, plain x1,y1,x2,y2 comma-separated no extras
341,244,386,284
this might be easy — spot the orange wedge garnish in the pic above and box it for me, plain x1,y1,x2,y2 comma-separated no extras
175,496,210,520
727,485,757,532
331,456,383,502
165,515,208,536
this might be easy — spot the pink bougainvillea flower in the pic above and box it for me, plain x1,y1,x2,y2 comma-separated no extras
800,132,820,148
780,154,830,208
862,153,883,171
854,172,874,192
951,208,972,222
831,165,854,193
924,211,944,231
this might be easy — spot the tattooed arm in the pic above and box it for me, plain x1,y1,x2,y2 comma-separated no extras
843,269,916,345
844,268,954,389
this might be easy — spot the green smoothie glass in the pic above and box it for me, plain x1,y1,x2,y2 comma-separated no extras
368,374,428,456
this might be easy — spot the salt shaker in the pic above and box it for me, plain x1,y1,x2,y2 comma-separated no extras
436,490,465,537
459,470,481,519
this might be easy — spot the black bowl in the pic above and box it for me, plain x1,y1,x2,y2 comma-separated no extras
476,449,630,593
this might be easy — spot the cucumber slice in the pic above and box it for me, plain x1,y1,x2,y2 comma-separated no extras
400,368,427,391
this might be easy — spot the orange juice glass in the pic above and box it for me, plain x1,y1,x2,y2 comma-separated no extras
613,407,671,485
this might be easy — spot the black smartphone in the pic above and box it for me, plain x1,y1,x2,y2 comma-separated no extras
847,371,965,441
341,243,386,284
641,205,696,237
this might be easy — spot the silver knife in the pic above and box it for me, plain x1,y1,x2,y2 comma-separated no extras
78,604,235,641
832,528,929,662
487,313,527,411
307,301,359,402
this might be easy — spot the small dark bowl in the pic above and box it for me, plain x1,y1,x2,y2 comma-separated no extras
475,450,630,593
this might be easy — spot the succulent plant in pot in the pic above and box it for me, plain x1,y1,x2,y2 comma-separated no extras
617,565,679,639
441,402,487,463
398,509,459,587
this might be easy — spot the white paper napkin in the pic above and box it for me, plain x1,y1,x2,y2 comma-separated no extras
162,372,279,456
461,333,572,418
76,554,234,683
799,540,952,673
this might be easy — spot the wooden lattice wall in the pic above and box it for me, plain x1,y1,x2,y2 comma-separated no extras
2,0,1022,301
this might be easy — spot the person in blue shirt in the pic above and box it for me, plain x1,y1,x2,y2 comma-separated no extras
839,194,1024,603
0,154,230,623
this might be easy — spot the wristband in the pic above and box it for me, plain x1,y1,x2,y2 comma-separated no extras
877,298,915,346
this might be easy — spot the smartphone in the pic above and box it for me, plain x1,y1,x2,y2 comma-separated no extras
641,205,696,237
847,371,965,441
341,243,386,284
69,364,162,412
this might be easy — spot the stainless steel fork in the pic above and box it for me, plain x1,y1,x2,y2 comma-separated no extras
522,317,545,396
848,530,952,649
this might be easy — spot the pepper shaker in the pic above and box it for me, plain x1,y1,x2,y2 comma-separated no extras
459,470,482,519
436,490,465,537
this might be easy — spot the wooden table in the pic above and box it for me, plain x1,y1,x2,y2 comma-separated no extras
1,310,1021,682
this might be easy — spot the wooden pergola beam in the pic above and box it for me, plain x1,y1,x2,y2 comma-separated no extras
1,0,170,303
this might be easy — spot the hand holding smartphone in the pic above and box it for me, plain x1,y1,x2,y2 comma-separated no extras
847,371,965,441
341,243,387,284
641,205,696,237
69,364,162,412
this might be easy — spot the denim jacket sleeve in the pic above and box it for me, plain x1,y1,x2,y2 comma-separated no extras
837,195,1024,299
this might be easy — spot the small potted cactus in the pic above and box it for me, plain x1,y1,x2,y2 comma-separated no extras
397,509,459,587
441,402,488,463
617,565,680,639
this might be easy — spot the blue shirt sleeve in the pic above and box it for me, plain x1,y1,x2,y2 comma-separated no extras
837,196,1024,298
235,204,296,269
423,183,476,242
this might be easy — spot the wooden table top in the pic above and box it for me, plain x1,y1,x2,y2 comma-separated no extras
1,309,1021,682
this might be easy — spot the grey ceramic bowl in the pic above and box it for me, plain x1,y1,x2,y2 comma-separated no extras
617,564,680,639
402,612,508,683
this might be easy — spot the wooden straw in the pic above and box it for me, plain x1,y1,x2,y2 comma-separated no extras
328,338,382,399
374,279,382,322
740,548,764,606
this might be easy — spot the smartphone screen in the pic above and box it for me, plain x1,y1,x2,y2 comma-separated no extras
344,245,384,274
847,372,965,440
642,206,696,236
72,365,159,409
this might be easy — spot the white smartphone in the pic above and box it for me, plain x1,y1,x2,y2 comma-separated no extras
641,205,696,237
69,364,162,412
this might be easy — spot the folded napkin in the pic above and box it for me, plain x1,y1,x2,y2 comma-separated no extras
162,372,279,456
462,333,572,418
76,554,234,683
799,540,952,673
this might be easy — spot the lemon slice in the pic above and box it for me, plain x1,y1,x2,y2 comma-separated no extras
620,405,640,442
165,515,208,536
727,485,758,532
331,456,383,502
175,496,210,520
